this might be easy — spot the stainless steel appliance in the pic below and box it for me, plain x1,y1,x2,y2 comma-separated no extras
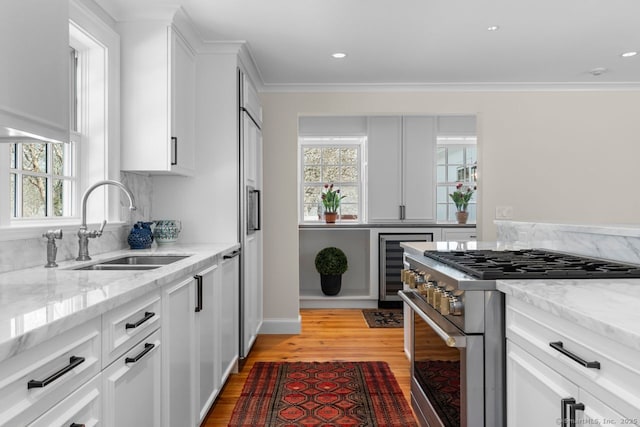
378,233,433,305
399,248,640,427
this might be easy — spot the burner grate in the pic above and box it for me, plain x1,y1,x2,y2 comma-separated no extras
422,249,640,280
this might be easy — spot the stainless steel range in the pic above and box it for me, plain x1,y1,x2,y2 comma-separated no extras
399,247,640,427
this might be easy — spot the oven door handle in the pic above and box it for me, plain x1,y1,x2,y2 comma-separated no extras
399,291,466,348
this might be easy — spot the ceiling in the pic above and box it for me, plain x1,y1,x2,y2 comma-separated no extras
96,0,640,90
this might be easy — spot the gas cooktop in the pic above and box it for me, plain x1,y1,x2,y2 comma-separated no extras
422,249,640,280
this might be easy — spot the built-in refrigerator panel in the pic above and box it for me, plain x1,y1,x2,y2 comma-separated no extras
238,68,263,358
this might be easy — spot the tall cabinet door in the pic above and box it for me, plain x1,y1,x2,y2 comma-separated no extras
241,111,263,358
221,252,240,382
368,117,403,222
402,116,436,222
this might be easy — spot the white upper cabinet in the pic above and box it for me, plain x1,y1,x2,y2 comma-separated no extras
368,116,436,223
120,16,196,175
0,0,69,143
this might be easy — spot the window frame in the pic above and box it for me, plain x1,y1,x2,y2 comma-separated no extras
299,137,366,224
436,137,478,223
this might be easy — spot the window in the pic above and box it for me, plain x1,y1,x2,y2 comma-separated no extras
300,137,365,222
9,48,78,220
436,136,478,222
10,142,75,218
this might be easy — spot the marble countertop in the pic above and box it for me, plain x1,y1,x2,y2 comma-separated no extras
0,242,238,363
497,279,640,352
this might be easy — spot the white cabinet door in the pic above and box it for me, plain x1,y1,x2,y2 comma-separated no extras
162,277,196,427
102,329,162,427
195,264,221,423
120,20,195,175
507,340,579,427
242,233,262,358
220,252,240,382
0,0,69,143
367,116,403,222
402,116,436,222
579,389,633,426
170,26,196,174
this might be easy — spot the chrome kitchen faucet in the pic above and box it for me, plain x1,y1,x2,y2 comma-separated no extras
77,180,136,261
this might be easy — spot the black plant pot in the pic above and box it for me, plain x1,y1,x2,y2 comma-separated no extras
320,274,342,296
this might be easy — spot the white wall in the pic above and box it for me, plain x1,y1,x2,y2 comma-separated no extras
261,89,640,322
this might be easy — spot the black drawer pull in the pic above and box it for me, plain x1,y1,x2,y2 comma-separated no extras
550,341,600,369
125,343,155,364
125,311,155,329
70,423,86,427
223,250,240,259
28,356,85,389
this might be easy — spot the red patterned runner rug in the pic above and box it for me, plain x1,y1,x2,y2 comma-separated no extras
228,361,417,427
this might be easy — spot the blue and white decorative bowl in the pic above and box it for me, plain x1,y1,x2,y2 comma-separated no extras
153,219,182,244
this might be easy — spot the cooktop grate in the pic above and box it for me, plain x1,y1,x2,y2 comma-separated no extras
422,249,640,280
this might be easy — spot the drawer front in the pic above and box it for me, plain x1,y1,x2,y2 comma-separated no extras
102,291,161,367
28,373,101,427
103,329,162,427
506,296,640,417
0,318,101,427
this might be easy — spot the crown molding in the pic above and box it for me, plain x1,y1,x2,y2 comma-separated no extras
259,81,640,93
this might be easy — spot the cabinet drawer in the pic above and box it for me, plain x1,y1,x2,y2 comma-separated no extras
0,317,101,427
102,291,161,367
28,373,101,427
506,297,640,417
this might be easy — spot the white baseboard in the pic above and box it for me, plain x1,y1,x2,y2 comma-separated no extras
259,315,302,334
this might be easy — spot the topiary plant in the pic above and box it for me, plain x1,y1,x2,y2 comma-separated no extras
314,247,348,276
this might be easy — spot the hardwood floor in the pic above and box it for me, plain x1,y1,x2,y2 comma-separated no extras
202,308,412,426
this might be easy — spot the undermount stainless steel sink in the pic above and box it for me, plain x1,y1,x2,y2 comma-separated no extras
100,255,189,265
72,255,189,270
75,264,161,271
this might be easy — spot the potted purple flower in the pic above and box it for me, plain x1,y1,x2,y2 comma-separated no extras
449,182,475,224
321,183,346,223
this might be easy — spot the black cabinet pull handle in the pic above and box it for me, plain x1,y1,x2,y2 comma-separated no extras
569,402,585,425
125,311,155,329
70,423,86,427
28,356,85,389
125,343,155,364
171,136,178,165
254,190,261,231
550,341,600,369
561,397,575,427
194,274,203,312
224,250,240,259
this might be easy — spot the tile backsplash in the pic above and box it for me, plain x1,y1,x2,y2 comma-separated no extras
0,172,153,273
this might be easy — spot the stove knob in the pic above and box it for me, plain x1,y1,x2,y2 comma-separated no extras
433,287,445,309
449,296,464,316
439,292,452,315
426,281,437,305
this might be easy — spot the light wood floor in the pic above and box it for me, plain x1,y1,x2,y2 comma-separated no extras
202,308,412,426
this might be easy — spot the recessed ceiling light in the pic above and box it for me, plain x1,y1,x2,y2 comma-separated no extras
332,53,347,59
487,25,500,31
621,51,638,58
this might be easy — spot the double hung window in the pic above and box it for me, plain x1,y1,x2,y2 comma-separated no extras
300,137,365,222
436,136,478,222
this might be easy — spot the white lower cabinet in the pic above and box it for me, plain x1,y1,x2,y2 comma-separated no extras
163,276,197,427
28,373,102,427
506,296,640,427
102,329,162,426
220,252,240,383
0,318,101,427
195,263,221,423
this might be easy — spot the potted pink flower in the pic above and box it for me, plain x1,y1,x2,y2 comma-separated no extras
449,183,475,223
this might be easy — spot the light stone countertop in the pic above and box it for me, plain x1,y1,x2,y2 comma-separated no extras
0,242,238,363
497,279,640,352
